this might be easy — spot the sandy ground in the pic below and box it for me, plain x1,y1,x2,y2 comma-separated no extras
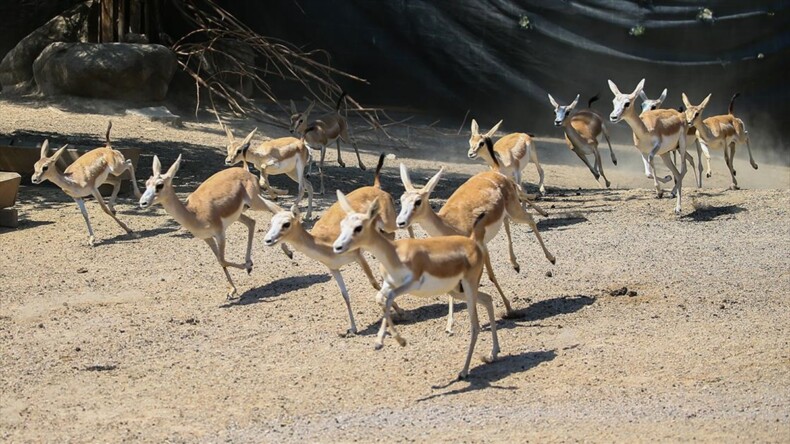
1,98,789,442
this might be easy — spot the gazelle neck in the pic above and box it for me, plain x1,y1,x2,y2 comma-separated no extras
46,167,78,190
289,224,336,262
622,107,652,142
158,187,200,232
363,229,411,282
415,206,459,237
692,119,714,143
563,118,589,149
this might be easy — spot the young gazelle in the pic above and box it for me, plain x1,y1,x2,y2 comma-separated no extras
608,79,689,214
333,192,499,379
639,88,705,188
396,164,556,332
224,128,314,220
548,93,617,187
468,119,545,195
31,123,142,246
682,93,758,189
261,154,412,335
139,155,289,299
290,93,365,194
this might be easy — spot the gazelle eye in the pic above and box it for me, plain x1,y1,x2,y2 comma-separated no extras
282,222,291,229
353,225,362,234
414,199,422,206
624,102,630,108
155,183,164,191
42,165,48,171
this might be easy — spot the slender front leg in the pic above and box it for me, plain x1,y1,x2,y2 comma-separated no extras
318,146,326,195
330,269,357,335
502,218,520,273
476,290,500,363
204,237,238,299
376,277,419,349
335,139,345,168
406,226,415,239
572,147,600,181
90,188,132,234
508,209,555,264
699,141,713,178
446,295,455,334
457,279,481,379
341,126,366,170
356,254,381,290
529,146,546,194
75,198,95,246
744,132,758,170
287,166,313,220
647,143,665,197
124,159,142,198
483,246,513,315
106,178,121,214
237,214,255,273
724,142,738,189
592,146,610,188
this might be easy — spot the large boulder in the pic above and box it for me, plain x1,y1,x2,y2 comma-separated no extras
0,1,93,92
33,42,177,101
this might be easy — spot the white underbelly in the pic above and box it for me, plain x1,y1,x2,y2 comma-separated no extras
483,214,505,244
266,156,298,175
409,273,462,297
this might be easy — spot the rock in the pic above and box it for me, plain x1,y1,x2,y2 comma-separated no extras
0,1,92,92
33,42,177,101
126,106,183,127
545,270,553,277
628,290,638,297
609,287,628,296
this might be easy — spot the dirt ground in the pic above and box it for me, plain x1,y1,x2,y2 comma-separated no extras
1,98,789,442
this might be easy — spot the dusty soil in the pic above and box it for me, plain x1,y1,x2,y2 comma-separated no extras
1,98,789,442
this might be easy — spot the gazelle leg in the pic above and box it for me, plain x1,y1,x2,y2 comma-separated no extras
75,198,95,246
573,147,600,182
647,143,666,197
106,178,121,214
724,142,738,189
446,295,455,334
287,168,313,220
341,126,366,170
729,142,738,177
90,188,132,234
214,233,247,270
661,154,682,197
318,146,326,195
237,214,255,273
457,278,481,379
745,132,758,170
483,245,513,316
593,146,610,188
530,145,545,194
699,141,713,178
601,126,617,165
330,270,357,335
356,254,381,290
335,139,345,168
375,278,420,349
476,290,500,363
204,237,238,299
694,139,703,188
124,159,142,198
683,152,699,188
502,218,520,273
505,197,556,264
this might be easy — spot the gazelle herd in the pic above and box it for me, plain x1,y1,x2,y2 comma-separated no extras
29,80,759,378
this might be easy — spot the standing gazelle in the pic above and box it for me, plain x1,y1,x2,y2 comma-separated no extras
608,78,689,214
31,122,141,246
261,153,412,335
548,93,617,187
333,191,500,380
223,128,314,220
397,164,555,332
468,119,545,195
681,93,758,189
290,93,365,194
139,155,288,299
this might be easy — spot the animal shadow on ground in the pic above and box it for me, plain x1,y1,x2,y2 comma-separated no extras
355,301,459,336
536,214,588,232
499,295,595,329
221,273,331,307
682,204,744,222
418,349,557,400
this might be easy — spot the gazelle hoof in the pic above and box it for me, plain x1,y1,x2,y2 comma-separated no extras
548,255,557,265
374,342,383,350
706,173,712,178
605,180,611,188
752,163,758,170
359,163,367,171
457,371,469,381
729,184,740,190
613,160,618,166
340,329,357,338
88,236,95,247
674,208,682,216
445,328,454,336
395,336,407,347
481,353,497,363
246,261,253,274
733,170,737,176
338,161,346,168
513,264,521,273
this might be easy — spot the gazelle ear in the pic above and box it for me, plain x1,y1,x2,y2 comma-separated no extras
608,79,621,95
152,155,162,176
658,88,667,103
569,94,580,109
470,119,479,135
548,94,559,108
631,79,646,98
638,90,648,101
484,119,503,138
222,124,234,141
399,163,414,192
336,190,355,214
241,128,257,146
681,93,691,108
700,93,712,108
40,139,50,158
290,202,301,217
365,197,381,220
166,154,182,177
304,101,315,117
289,100,297,114
424,167,444,195
50,144,69,162
261,197,284,214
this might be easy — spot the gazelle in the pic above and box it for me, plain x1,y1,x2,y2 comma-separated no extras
261,153,412,335
639,88,705,188
397,164,555,332
333,191,499,379
468,119,545,195
139,155,289,299
31,122,141,246
223,128,314,220
681,93,758,189
548,93,617,187
290,93,365,194
608,78,689,214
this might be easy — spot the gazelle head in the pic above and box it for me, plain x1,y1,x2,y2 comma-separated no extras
333,190,381,254
31,140,68,184
139,154,182,208
681,93,711,127
608,78,645,123
223,127,257,166
396,163,443,229
548,93,580,126
467,119,502,159
639,88,667,113
262,200,301,247
289,100,314,134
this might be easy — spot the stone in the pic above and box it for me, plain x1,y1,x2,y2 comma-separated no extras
33,42,177,101
126,106,182,127
0,1,92,92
